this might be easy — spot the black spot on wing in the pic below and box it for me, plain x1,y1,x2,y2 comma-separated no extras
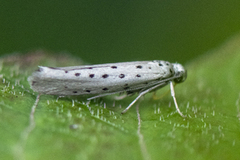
102,74,109,78
111,66,117,69
89,74,95,78
102,88,108,91
119,74,125,78
75,73,80,76
136,65,142,69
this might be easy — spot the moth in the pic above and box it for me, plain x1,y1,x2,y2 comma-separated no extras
28,60,187,117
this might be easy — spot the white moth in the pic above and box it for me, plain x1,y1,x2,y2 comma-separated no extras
28,60,187,117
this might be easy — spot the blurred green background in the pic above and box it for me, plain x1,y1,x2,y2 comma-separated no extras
1,0,240,63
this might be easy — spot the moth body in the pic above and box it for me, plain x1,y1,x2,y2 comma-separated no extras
28,60,187,117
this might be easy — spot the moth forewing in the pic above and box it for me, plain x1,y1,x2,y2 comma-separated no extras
28,60,187,117
28,61,174,95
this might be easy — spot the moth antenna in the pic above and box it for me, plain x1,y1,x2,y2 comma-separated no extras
170,81,186,117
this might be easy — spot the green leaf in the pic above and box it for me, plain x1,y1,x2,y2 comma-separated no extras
1,32,240,160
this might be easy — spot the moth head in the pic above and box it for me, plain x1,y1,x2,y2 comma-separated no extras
172,63,187,83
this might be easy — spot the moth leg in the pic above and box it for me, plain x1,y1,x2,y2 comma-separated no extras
170,81,186,117
121,82,167,114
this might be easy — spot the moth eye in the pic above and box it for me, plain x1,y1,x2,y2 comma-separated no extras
102,88,108,91
136,74,141,77
86,90,91,92
73,91,78,93
158,63,163,66
65,71,68,73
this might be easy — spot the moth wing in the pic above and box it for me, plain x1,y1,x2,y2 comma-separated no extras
28,60,174,96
